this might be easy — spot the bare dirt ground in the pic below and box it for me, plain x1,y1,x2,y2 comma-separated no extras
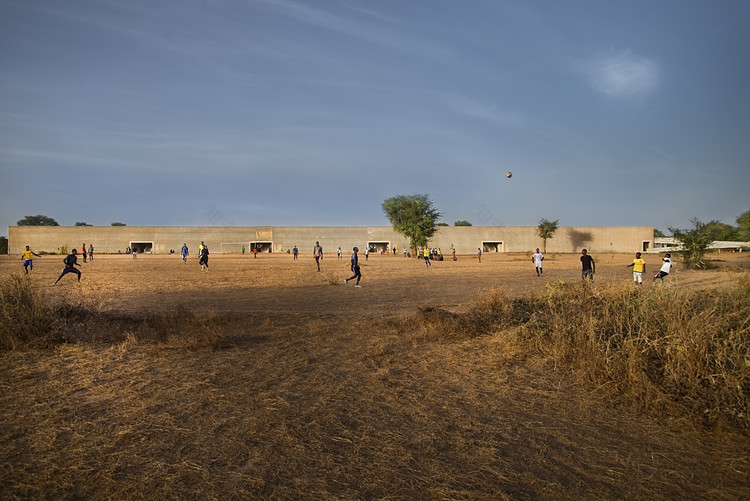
2,251,749,499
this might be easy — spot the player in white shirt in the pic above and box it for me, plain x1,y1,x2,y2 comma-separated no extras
653,253,672,284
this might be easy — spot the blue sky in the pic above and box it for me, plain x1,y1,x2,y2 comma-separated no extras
1,0,749,235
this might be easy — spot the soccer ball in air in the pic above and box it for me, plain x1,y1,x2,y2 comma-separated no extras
506,171,512,178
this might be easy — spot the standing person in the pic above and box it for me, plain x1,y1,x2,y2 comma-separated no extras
423,246,431,268
653,253,672,284
337,247,342,260
242,246,245,255
181,243,189,264
293,245,299,261
532,248,544,277
313,241,323,272
88,244,94,261
364,248,369,261
452,249,457,261
54,248,81,284
82,243,88,263
627,252,646,285
580,248,595,282
21,245,41,274
253,246,258,259
199,244,210,270
477,247,482,263
345,247,362,287
132,246,137,259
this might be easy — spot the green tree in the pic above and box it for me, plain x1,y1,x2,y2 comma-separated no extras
111,222,126,226
654,228,666,238
669,218,713,269
701,220,739,241
736,210,750,241
382,194,442,252
0,236,7,254
536,218,559,253
454,220,472,226
437,222,449,226
74,222,92,226
17,215,59,226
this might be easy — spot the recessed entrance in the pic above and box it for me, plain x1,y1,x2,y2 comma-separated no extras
367,241,390,253
250,241,273,253
130,241,153,254
482,241,504,252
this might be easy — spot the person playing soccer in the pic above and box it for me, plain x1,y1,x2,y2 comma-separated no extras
81,243,88,263
477,247,482,263
199,244,210,270
423,246,431,268
21,245,41,274
581,248,595,282
181,243,189,264
532,248,544,277
627,251,646,285
293,245,298,261
54,248,81,284
653,253,672,284
313,241,323,272
345,246,362,287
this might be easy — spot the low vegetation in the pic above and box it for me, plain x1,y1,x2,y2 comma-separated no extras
3,272,748,431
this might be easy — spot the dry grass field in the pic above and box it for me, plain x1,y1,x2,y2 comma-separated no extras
2,251,749,499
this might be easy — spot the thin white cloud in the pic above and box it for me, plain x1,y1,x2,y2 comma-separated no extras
439,92,528,128
581,49,659,99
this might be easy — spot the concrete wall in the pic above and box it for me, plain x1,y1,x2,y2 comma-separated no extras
9,225,653,255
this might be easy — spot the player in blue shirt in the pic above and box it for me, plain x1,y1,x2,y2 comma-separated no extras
345,247,362,287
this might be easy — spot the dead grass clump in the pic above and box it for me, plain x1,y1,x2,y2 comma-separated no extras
120,305,231,350
506,276,750,430
0,274,92,350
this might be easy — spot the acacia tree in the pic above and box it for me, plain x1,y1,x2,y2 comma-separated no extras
536,218,559,253
17,215,59,226
382,194,441,253
669,218,713,269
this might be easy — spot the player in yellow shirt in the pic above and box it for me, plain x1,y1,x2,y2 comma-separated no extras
21,245,41,274
626,251,646,285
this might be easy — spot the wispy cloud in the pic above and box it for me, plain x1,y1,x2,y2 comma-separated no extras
439,92,528,128
580,49,659,99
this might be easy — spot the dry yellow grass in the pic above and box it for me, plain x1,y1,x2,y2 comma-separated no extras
1,251,749,499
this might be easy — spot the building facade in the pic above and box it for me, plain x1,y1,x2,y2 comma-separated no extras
9,225,654,255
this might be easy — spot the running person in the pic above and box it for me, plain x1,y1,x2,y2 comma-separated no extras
199,244,210,270
532,248,544,276
181,243,189,264
21,245,41,274
345,247,362,287
653,253,672,284
54,248,81,284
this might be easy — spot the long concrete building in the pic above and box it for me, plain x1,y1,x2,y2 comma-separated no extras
9,225,654,255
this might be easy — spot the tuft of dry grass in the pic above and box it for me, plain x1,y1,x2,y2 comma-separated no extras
459,276,750,430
